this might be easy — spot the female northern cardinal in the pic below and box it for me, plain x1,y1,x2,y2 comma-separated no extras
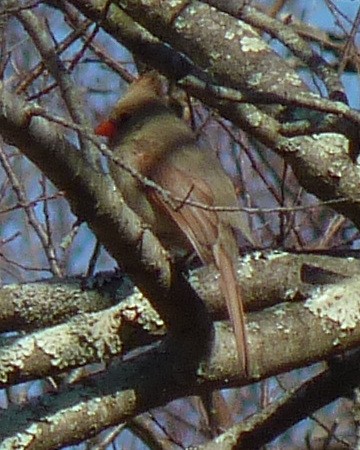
96,73,252,375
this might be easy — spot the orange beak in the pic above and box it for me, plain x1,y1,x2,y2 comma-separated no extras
95,119,117,138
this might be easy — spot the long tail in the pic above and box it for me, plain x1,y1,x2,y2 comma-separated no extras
213,235,249,376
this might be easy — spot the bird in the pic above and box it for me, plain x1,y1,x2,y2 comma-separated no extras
95,73,252,375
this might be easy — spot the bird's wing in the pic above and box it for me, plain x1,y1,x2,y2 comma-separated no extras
149,162,219,264
150,162,249,374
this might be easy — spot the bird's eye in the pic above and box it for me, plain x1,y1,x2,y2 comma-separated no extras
118,112,131,124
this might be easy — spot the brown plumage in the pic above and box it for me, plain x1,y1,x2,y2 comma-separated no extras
96,73,252,375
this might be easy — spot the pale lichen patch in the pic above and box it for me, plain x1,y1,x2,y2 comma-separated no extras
305,278,360,330
237,261,253,279
274,307,287,318
89,309,123,359
243,251,260,263
284,288,297,301
121,289,164,331
209,50,222,60
240,36,268,52
168,0,184,7
312,133,349,153
247,109,263,127
247,72,264,87
283,71,303,87
175,17,186,29
187,269,201,290
36,325,90,369
327,161,344,178
238,21,258,35
248,320,260,331
1,432,35,449
0,337,35,383
264,250,289,260
186,4,198,15
224,30,235,40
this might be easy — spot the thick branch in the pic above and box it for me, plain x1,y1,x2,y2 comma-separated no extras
201,0,346,101
2,324,360,448
2,252,360,388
